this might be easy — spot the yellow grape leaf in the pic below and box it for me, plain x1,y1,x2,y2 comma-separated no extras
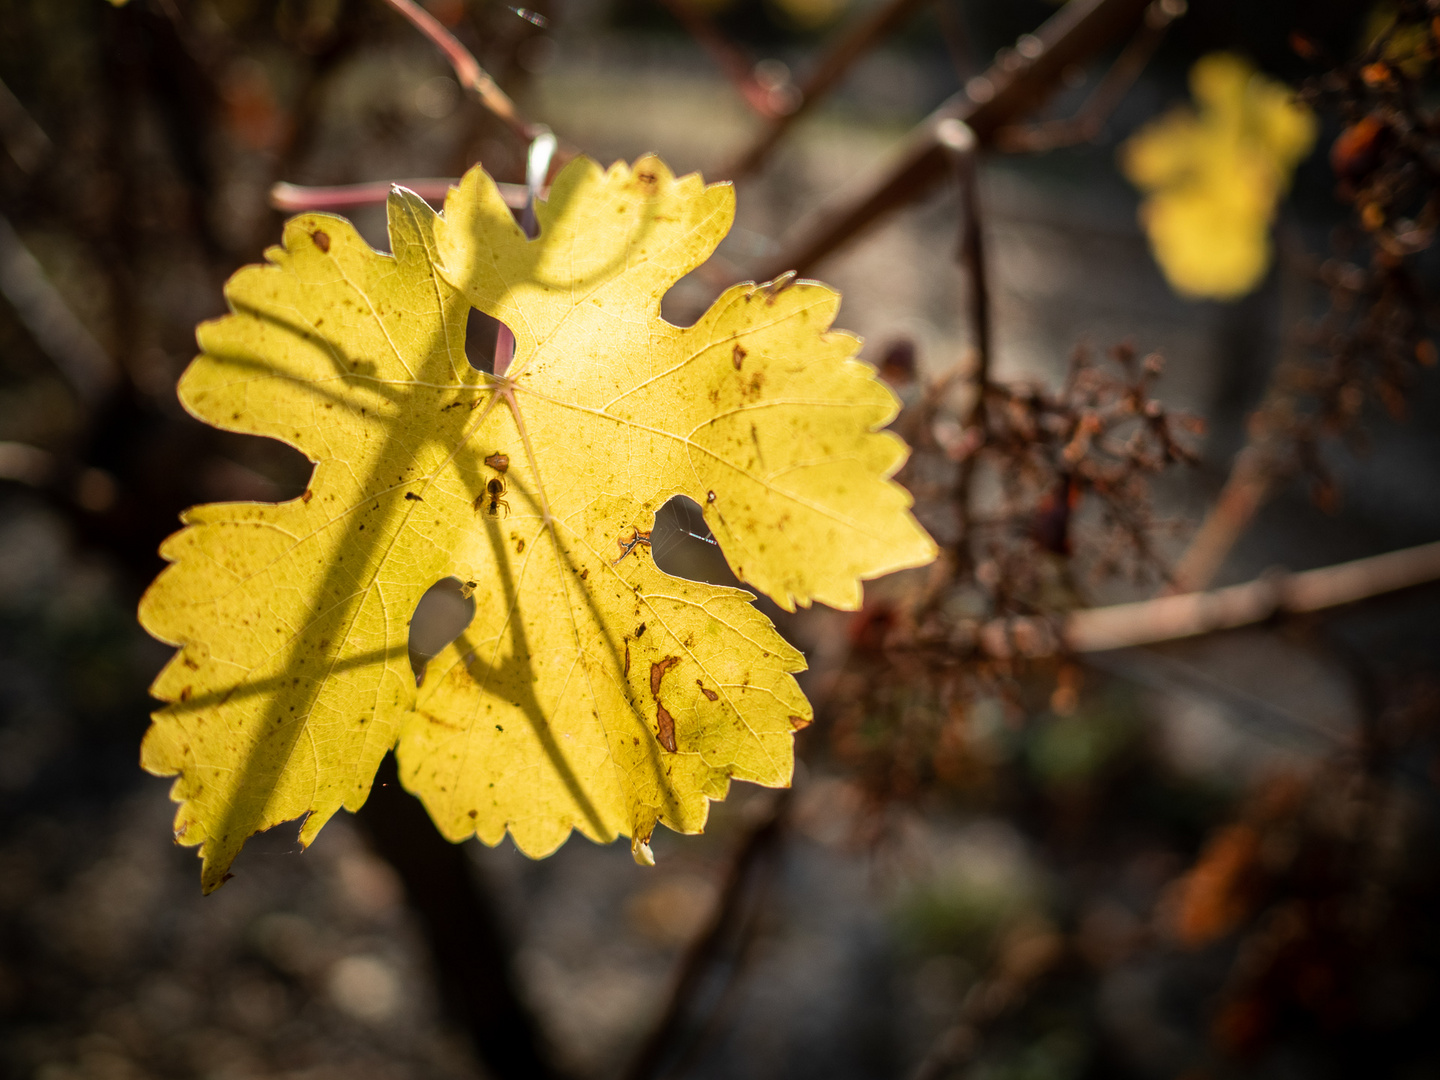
1121,53,1316,300
139,155,935,890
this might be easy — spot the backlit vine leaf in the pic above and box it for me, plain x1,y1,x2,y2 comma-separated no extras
138,155,935,891
1121,53,1316,300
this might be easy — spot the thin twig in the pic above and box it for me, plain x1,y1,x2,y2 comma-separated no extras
724,0,934,179
971,539,1440,659
935,0,978,87
939,119,991,405
653,0,783,119
1168,227,1317,593
994,0,1183,152
910,930,1065,1080
937,118,991,572
751,0,1153,282
252,1,364,255
0,75,53,174
1168,448,1273,593
0,213,116,409
622,791,791,1080
378,0,540,141
358,755,571,1080
0,441,56,487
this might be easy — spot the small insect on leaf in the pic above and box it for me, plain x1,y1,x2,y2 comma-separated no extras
475,476,510,518
137,154,934,892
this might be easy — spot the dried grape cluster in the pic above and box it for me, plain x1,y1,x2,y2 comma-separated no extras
1280,0,1440,505
880,341,1200,658
952,342,1201,617
821,342,1199,809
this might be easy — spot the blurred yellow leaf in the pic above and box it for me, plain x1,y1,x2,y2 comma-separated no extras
1364,5,1433,77
1121,53,1316,300
138,155,934,891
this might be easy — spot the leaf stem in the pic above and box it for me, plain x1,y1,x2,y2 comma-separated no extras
377,0,539,142
271,177,536,212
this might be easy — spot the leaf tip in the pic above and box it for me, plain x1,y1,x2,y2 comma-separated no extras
631,835,656,866
199,850,236,894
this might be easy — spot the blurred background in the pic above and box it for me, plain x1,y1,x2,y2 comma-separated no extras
3,1,1440,1079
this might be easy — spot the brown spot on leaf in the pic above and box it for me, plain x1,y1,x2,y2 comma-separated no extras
311,230,330,253
182,656,199,670
789,714,811,730
656,702,677,752
514,537,525,554
468,809,478,819
613,526,652,564
732,343,747,370
635,622,647,638
697,679,718,702
650,656,679,697
301,489,313,503
706,490,716,503
179,686,192,702
624,643,631,677
651,656,682,751
405,492,423,501
485,452,509,473
420,709,463,731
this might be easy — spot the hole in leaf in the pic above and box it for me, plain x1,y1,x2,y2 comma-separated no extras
200,433,314,503
408,576,475,685
464,309,517,376
464,308,499,374
651,496,739,588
